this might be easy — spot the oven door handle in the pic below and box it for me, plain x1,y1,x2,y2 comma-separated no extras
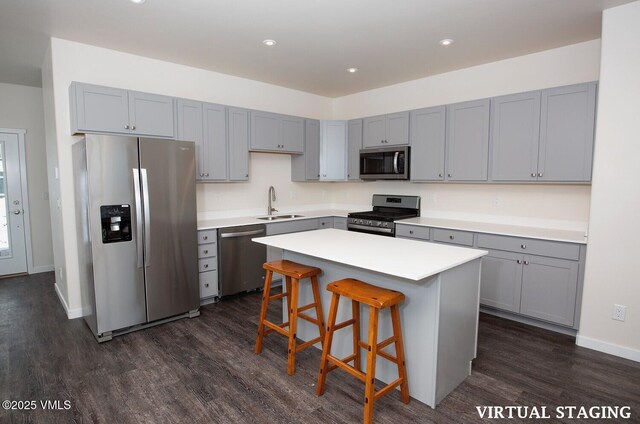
348,223,393,234
393,151,399,174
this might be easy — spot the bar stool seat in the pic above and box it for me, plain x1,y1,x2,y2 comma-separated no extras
255,260,325,376
316,278,409,424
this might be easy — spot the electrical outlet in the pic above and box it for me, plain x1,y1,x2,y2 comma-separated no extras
613,304,627,322
494,195,502,207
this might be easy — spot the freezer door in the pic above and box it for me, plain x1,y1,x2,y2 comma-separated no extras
85,134,147,334
139,138,199,321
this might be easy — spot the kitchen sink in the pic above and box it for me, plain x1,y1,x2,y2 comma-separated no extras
256,214,305,221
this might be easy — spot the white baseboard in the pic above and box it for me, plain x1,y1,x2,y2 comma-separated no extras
31,265,55,274
54,283,84,319
576,335,640,362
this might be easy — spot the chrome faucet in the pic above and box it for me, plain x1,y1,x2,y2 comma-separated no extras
267,186,278,216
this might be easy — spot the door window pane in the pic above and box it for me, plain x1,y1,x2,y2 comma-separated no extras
0,141,10,256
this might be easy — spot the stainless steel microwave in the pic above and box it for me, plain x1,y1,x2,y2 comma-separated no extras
359,146,410,180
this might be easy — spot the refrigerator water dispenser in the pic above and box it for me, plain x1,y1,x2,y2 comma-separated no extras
100,205,132,243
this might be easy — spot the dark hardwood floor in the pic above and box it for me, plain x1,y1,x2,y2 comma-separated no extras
1,273,638,423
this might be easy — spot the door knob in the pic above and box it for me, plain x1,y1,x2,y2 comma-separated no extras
12,209,21,215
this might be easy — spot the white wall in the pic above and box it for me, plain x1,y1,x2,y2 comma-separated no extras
45,38,333,314
331,40,601,227
0,82,54,271
577,2,640,361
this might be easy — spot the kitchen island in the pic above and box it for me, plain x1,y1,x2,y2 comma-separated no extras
253,229,488,408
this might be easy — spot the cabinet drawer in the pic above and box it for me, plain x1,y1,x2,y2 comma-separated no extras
267,218,319,235
476,233,580,261
198,257,217,273
199,270,218,298
198,243,217,259
318,217,334,229
432,228,474,246
198,229,217,245
395,224,430,241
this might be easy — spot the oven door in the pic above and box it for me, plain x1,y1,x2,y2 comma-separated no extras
359,146,409,180
347,223,395,237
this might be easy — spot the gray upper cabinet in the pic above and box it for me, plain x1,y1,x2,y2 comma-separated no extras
490,91,541,181
250,111,304,153
538,82,597,182
362,112,409,148
127,91,175,138
70,82,175,138
291,119,320,181
176,99,205,178
347,119,362,180
228,107,250,181
203,103,227,180
446,99,490,181
320,121,347,181
410,106,446,181
70,83,129,134
520,255,579,326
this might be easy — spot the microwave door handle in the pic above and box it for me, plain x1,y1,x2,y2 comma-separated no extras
393,151,399,174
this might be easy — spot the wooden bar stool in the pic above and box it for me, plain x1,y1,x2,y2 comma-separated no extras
255,260,326,375
316,278,409,424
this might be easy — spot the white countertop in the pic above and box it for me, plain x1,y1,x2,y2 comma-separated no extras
197,209,351,230
397,217,587,244
252,229,487,281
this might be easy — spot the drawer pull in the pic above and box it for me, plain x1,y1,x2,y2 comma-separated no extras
203,250,209,254
517,260,522,264
409,230,414,235
205,283,209,288
203,236,208,241
204,264,209,269
524,260,529,265
521,244,526,249
449,235,454,240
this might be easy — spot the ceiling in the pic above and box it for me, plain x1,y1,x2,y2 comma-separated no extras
0,0,633,97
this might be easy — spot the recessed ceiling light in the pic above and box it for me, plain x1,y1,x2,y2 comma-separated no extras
347,67,359,73
130,0,146,4
439,38,454,46
262,39,277,47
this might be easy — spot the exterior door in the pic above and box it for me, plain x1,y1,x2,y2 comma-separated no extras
0,132,27,275
139,138,199,322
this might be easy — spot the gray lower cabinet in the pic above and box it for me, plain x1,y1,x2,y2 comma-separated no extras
446,99,490,181
410,106,446,181
227,107,250,181
250,111,304,153
291,119,320,181
318,217,333,229
197,229,219,301
490,91,541,181
395,223,584,328
347,119,362,180
538,82,597,182
362,112,410,148
333,217,347,230
70,82,175,138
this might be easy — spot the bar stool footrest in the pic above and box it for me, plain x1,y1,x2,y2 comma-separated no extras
327,354,366,382
333,318,356,331
374,377,404,401
263,320,290,337
296,336,323,352
268,292,288,301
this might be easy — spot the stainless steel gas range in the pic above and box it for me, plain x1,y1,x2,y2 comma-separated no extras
347,194,421,237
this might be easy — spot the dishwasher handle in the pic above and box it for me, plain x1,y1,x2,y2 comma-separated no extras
220,229,266,238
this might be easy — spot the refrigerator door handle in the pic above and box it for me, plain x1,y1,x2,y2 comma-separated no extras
141,168,151,267
133,168,143,268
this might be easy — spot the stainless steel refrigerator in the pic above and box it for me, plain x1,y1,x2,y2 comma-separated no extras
73,134,200,342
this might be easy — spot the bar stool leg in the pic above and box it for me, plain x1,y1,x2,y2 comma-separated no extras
287,279,300,376
363,308,379,424
352,300,361,371
255,270,273,354
310,275,326,340
391,305,410,404
285,276,292,316
316,292,340,396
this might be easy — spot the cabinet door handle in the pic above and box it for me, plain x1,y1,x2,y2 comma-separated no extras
521,244,526,249
439,173,443,178
448,173,452,178
524,260,529,265
205,173,210,177
449,235,454,240
409,230,414,235
245,174,249,178
517,260,522,264
531,172,536,177
125,125,130,130
538,173,543,177
205,283,209,288
131,125,136,130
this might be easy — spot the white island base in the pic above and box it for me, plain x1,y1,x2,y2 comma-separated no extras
253,229,486,408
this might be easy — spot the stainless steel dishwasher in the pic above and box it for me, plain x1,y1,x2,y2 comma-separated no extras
218,224,267,297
